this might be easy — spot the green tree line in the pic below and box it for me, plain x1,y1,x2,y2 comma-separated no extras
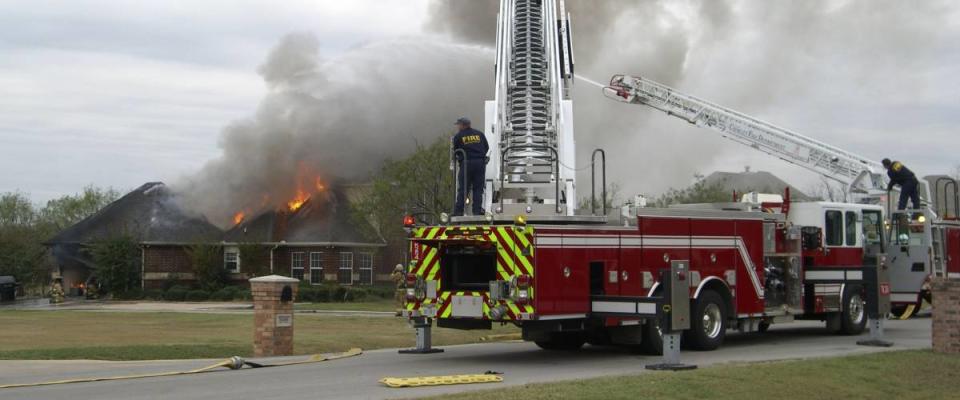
0,186,120,291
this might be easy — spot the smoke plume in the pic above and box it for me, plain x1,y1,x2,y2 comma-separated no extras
426,0,956,200
177,34,492,225
179,0,955,225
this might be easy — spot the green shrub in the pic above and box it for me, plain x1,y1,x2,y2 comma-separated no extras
332,286,348,302
348,287,367,301
234,289,251,301
143,289,164,300
210,288,235,301
370,287,394,299
185,290,210,301
312,286,331,303
164,288,188,301
115,288,143,300
298,288,315,302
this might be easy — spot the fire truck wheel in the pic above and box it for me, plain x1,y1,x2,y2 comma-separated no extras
840,285,867,335
757,320,770,333
638,318,663,355
685,290,727,350
534,332,585,351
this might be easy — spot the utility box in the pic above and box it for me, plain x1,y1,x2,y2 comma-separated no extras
250,275,299,357
0,276,17,302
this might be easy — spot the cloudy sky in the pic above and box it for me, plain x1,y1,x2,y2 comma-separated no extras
0,0,430,203
2,0,958,206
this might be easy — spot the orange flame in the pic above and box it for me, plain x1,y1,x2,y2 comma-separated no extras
287,190,309,212
233,211,245,225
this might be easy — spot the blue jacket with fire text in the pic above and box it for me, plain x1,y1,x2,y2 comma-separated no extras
452,128,489,162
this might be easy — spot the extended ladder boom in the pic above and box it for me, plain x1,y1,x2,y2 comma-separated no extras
483,0,578,217
604,74,887,195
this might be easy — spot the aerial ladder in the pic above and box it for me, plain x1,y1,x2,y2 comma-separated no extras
603,74,896,202
474,0,581,220
602,74,960,315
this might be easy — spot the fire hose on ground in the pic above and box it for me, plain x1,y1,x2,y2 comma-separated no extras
0,348,363,390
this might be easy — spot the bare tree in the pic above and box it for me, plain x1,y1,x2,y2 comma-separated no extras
805,177,847,202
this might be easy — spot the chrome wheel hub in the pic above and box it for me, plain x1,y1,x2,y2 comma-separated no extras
848,294,865,324
702,303,722,339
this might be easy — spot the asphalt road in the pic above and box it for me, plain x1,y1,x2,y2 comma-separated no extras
0,318,931,400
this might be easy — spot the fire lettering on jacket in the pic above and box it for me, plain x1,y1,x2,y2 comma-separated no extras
461,135,483,145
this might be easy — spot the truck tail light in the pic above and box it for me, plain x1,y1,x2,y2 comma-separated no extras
515,290,529,305
405,288,416,301
516,274,532,289
405,273,417,287
403,215,416,227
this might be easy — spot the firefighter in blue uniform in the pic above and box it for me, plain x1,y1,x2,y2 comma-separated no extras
883,158,921,210
452,117,489,216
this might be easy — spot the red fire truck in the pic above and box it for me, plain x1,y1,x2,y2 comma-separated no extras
402,192,890,352
399,0,957,353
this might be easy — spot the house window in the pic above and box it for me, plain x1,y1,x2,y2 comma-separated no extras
824,210,843,246
338,252,353,285
309,252,323,285
358,252,374,285
291,252,305,281
224,246,240,273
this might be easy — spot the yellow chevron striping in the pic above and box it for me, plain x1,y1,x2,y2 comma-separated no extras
380,374,502,388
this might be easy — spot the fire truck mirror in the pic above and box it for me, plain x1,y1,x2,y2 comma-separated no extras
668,261,691,331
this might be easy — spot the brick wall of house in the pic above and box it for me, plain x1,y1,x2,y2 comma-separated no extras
141,245,248,290
273,246,382,285
141,244,387,289
142,245,195,290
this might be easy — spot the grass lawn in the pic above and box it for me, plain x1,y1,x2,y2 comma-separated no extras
0,310,516,360
294,299,395,312
420,350,960,400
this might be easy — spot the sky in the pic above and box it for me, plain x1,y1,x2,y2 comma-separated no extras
1,0,958,207
0,0,430,203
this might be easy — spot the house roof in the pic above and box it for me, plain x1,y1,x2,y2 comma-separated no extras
46,182,223,245
703,170,812,201
223,185,384,246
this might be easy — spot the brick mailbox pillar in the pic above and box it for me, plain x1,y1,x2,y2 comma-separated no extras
932,278,960,354
250,275,299,357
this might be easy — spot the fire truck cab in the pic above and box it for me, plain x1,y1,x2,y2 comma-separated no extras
402,196,883,352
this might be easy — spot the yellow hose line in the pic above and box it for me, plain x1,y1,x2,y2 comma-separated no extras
0,348,362,390
899,304,916,320
478,333,522,342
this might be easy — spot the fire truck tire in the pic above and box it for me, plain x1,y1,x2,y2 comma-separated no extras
839,285,867,335
685,290,727,350
757,320,771,333
534,332,585,351
638,319,663,355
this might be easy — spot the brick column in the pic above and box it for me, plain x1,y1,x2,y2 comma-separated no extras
250,275,299,357
932,278,960,354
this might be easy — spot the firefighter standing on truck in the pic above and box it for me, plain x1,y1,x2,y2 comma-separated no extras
883,158,921,210
452,117,489,216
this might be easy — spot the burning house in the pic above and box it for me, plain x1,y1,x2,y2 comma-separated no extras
221,184,386,286
48,181,387,294
46,182,223,295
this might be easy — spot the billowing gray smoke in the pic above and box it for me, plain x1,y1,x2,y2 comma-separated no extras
426,0,956,201
177,34,492,225
180,0,954,225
